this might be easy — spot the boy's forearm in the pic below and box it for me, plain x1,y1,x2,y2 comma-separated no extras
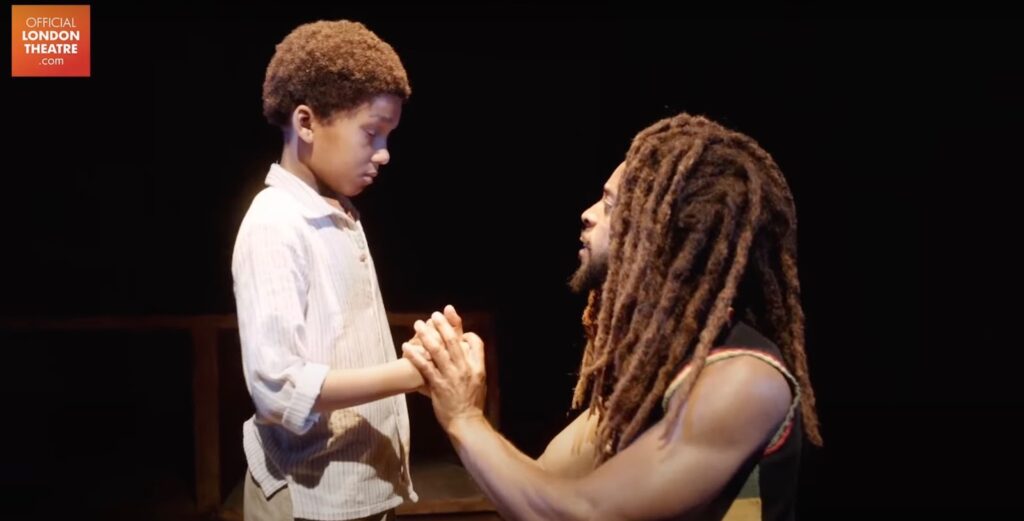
313,358,425,412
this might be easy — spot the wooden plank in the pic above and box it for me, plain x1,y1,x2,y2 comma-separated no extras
395,460,495,515
193,325,222,516
0,314,237,331
724,498,762,521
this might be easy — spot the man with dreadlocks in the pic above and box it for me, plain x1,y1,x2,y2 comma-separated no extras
404,112,822,521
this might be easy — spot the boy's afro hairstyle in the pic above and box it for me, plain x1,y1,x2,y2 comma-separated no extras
262,20,411,127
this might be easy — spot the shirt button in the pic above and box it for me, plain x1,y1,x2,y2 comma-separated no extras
359,253,367,262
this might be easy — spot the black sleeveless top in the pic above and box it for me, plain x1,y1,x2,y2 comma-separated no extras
659,321,803,521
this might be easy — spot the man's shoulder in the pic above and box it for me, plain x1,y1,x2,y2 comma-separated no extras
700,356,792,413
669,356,793,447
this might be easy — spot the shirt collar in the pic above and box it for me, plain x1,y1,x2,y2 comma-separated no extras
264,163,359,225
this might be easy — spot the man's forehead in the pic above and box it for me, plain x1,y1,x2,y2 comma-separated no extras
605,162,627,193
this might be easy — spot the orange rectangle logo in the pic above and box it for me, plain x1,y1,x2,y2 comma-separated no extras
11,5,90,77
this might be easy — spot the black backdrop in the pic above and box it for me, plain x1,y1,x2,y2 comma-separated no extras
3,3,1021,517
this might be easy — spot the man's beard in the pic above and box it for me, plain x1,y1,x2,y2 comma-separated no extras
568,253,608,294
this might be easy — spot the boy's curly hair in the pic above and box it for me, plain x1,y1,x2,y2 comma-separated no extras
262,20,411,128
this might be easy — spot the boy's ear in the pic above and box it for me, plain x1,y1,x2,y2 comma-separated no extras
292,104,315,143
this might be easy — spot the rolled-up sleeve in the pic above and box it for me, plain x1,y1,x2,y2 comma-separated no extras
232,217,329,435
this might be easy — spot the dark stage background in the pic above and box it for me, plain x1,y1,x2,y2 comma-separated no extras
3,3,1020,518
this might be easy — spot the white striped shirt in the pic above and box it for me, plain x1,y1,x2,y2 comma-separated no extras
231,163,416,520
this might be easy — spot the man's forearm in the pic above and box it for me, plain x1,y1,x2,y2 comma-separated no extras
447,415,593,521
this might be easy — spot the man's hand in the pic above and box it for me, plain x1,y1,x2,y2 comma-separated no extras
404,305,471,396
402,305,487,431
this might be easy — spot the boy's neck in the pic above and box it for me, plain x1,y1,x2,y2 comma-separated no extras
279,141,358,220
279,142,324,195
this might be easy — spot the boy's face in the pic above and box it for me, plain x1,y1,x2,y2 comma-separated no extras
308,93,402,197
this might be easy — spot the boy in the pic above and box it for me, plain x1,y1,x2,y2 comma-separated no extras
232,19,422,521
